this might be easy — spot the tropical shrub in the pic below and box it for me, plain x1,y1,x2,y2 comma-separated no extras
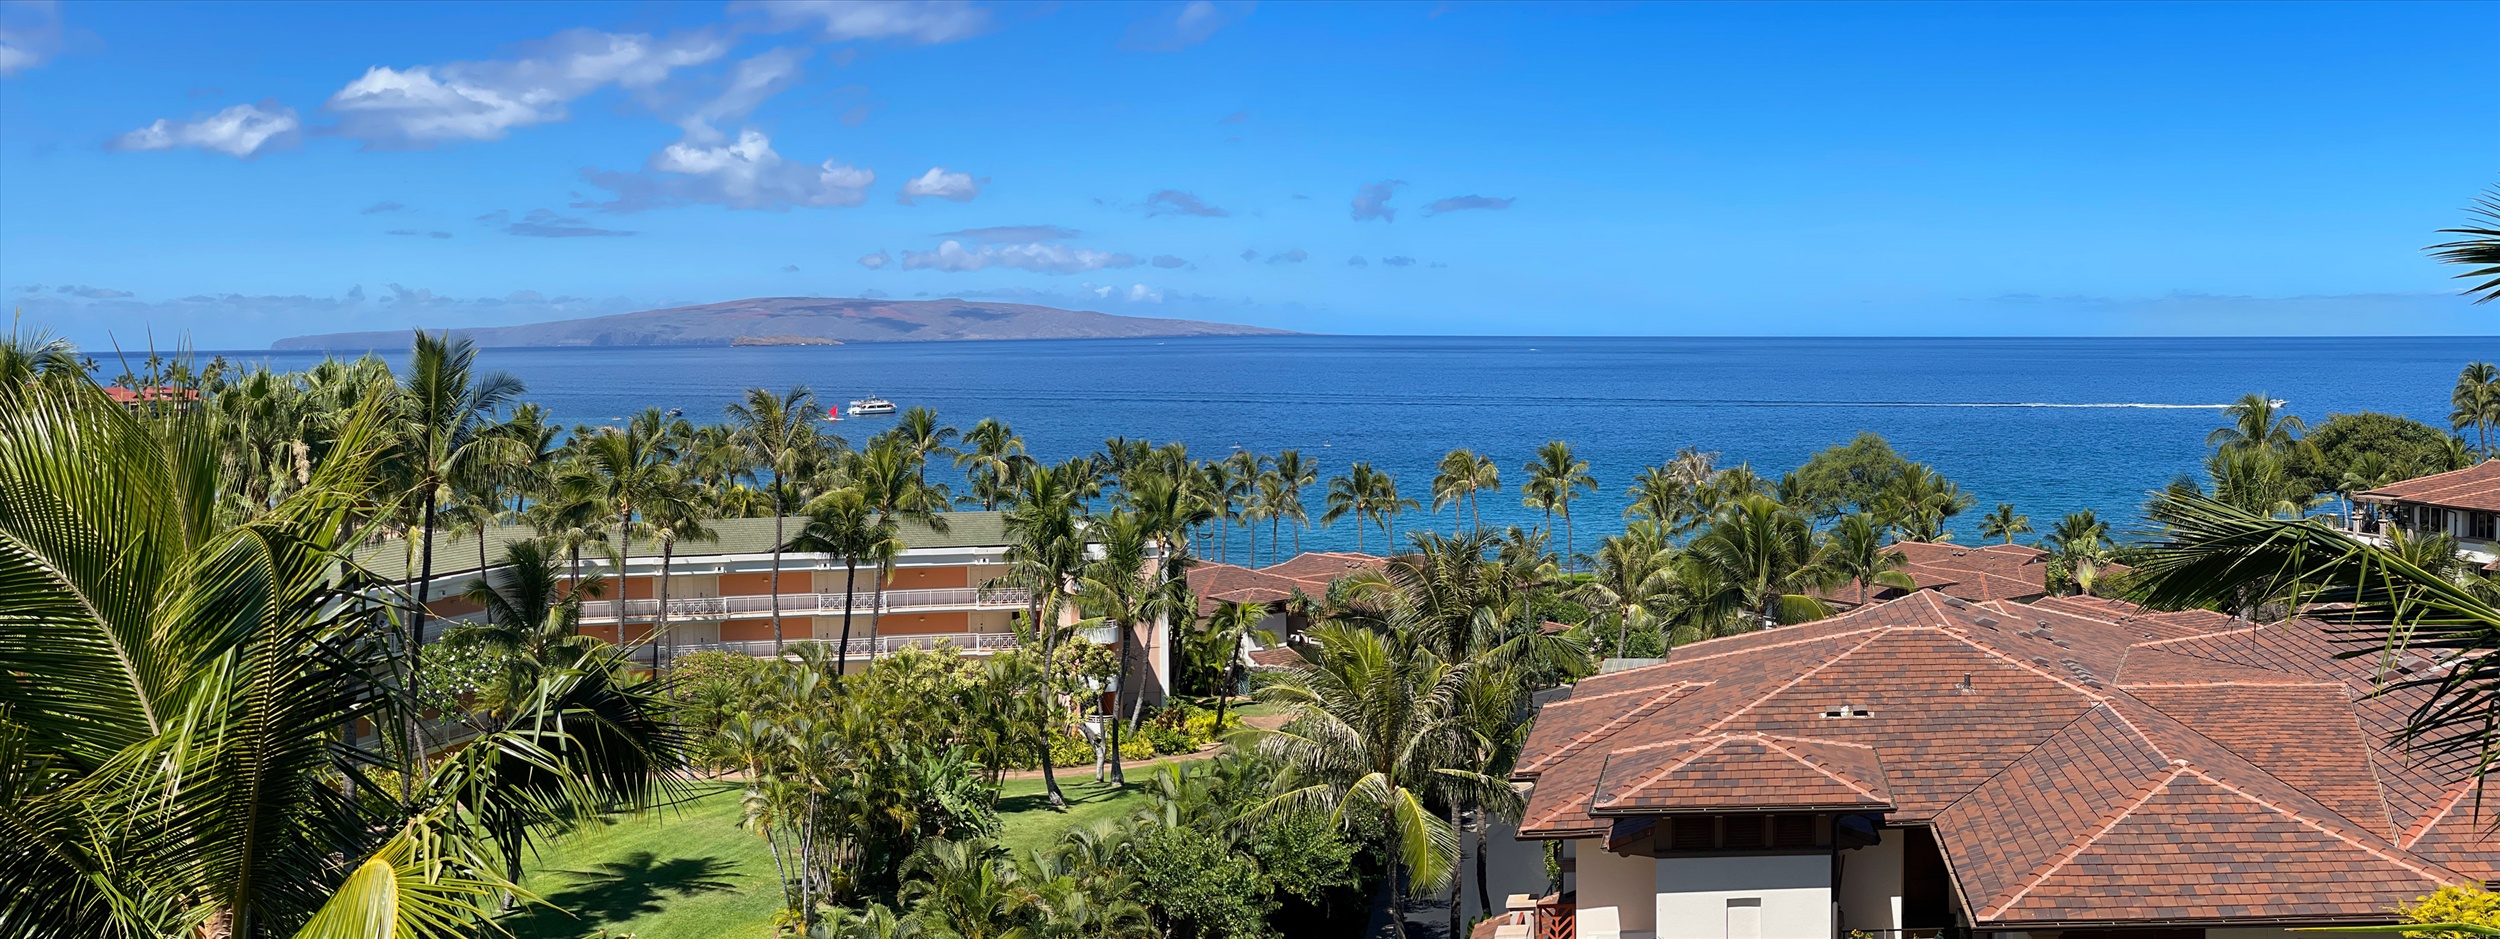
2398,884,2500,937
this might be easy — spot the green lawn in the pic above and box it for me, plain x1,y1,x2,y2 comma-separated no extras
496,769,1184,938
994,772,1159,858
500,782,781,939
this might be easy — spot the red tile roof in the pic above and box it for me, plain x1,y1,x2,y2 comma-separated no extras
1183,561,1303,618
1514,591,2489,930
1257,551,1387,591
2360,460,2500,512
102,385,201,405
1591,732,1893,815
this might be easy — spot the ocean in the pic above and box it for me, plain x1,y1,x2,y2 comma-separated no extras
224,335,2500,556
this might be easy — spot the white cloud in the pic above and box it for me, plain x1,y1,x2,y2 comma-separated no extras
900,239,1137,275
681,47,809,142
897,166,981,204
325,28,726,146
1350,179,1404,222
1086,282,1164,303
0,0,64,75
112,102,302,158
859,250,891,269
1121,0,1249,52
739,0,992,44
585,129,874,211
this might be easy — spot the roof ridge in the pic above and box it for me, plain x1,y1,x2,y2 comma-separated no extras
1751,730,1880,751
1602,735,1740,809
1753,735,1888,802
1653,623,1894,668
2131,623,2267,648
2176,767,2454,884
1981,763,2191,918
1700,628,1898,733
1939,625,2119,709
1519,682,1697,775
2115,679,2342,689
2399,780,2479,850
1930,705,2117,821
2120,683,2400,841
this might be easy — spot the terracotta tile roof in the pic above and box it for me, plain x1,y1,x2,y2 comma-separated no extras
1591,732,1893,814
1183,561,1303,618
1514,591,2495,929
2360,460,2500,512
1257,551,1386,591
102,385,201,405
1244,644,1306,668
1890,541,2050,602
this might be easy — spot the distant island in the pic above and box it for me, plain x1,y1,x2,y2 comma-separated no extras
270,297,1296,350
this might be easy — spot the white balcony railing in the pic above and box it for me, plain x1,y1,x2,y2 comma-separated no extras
658,631,1023,661
578,586,1030,624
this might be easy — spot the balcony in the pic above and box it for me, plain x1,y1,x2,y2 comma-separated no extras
578,586,1031,624
663,631,1023,660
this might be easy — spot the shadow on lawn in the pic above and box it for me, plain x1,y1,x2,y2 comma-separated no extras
996,781,1129,815
508,851,740,937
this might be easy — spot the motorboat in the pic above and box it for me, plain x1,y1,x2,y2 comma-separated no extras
847,396,897,416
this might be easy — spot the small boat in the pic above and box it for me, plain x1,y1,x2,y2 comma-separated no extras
822,407,842,422
847,396,897,416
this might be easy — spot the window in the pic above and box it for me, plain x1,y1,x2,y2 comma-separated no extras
1670,817,1716,851
2475,512,2495,541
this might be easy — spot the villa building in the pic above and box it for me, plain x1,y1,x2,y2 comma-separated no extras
361,511,1173,704
1184,550,1388,669
2353,460,2500,564
1508,591,2489,939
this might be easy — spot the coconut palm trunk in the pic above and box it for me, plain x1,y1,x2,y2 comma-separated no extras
654,538,673,675
1109,614,1131,785
771,508,786,654
836,556,861,677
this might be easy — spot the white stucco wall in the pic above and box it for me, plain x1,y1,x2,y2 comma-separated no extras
1834,828,1903,933
1655,854,1831,939
1578,841,1660,933
1459,817,1550,917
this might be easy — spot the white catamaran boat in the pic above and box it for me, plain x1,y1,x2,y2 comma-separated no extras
847,396,898,416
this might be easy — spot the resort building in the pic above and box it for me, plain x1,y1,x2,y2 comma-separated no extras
361,511,1174,704
1183,550,1388,668
2352,461,2500,563
1506,591,2488,939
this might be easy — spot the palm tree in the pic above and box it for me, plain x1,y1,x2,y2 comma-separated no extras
2207,392,2304,454
1074,510,1186,784
886,405,960,490
1582,522,1675,656
1322,462,1416,554
1824,512,1915,605
564,408,682,655
2047,510,2114,595
0,372,677,939
1625,464,1699,529
955,417,1028,510
793,487,902,679
1433,448,1482,535
1270,448,1316,554
1466,452,1501,531
2429,185,2500,304
1684,494,1836,628
1205,600,1272,734
1873,464,1975,543
728,386,824,653
2452,363,2500,456
1521,440,1597,568
998,460,1091,808
450,539,612,719
850,440,951,652
1245,622,1510,939
898,839,1027,939
395,330,525,712
1979,502,2032,544
642,472,718,675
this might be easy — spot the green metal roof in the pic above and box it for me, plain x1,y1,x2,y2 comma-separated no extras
352,511,1010,582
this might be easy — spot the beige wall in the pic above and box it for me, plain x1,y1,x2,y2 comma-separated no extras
1654,853,1831,939
1576,841,1658,933
1836,828,1904,932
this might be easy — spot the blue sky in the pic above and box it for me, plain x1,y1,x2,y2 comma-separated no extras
2,0,2494,348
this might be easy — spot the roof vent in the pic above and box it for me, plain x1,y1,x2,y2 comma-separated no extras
1821,703,1872,719
1974,616,2000,628
1955,673,1976,695
1941,596,1969,609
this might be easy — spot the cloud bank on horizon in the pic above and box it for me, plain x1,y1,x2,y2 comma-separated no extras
1,0,2495,347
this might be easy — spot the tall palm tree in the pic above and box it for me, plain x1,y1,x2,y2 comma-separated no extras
450,539,611,718
2207,392,2304,454
1323,462,1413,554
885,405,959,490
849,441,950,652
2451,363,2500,456
727,386,824,654
641,472,717,675
1873,463,1975,543
954,417,1028,510
1074,510,1186,785
564,409,681,651
1245,622,1509,939
1979,502,2032,544
793,487,902,679
1582,522,1676,656
1205,600,1272,734
1521,440,1596,568
1433,448,1482,535
2048,509,2115,594
1625,464,1699,530
1270,448,1316,554
395,330,525,707
1467,452,1501,531
1824,512,1915,605
0,372,677,939
1685,494,1836,628
2428,185,2500,304
997,460,1090,808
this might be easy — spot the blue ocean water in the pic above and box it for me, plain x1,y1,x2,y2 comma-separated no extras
229,335,2500,556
